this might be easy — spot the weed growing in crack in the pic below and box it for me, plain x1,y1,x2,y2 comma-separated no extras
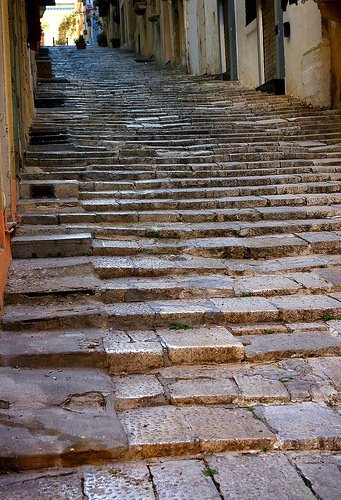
323,312,333,321
169,322,192,330
287,327,295,333
240,291,251,298
279,377,294,383
263,329,273,335
322,312,341,321
203,467,219,478
244,406,256,412
243,406,260,420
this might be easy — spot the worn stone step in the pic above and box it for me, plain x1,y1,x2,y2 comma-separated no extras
13,214,341,244
3,294,341,331
92,232,341,259
120,401,341,458
5,262,340,305
113,355,340,408
0,326,244,371
241,331,341,362
94,253,341,279
81,183,341,211
0,367,128,470
11,233,92,259
79,176,341,200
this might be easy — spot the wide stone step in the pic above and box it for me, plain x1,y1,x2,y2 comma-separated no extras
120,401,341,458
77,167,341,188
81,183,340,211
3,293,341,331
0,326,244,371
113,355,340,408
18,199,341,226
79,176,341,199
5,258,341,304
94,253,341,279
92,232,341,259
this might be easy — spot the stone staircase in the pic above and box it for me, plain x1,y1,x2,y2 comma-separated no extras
0,47,340,497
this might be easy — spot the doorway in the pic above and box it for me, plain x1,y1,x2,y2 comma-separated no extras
258,0,285,93
218,0,237,80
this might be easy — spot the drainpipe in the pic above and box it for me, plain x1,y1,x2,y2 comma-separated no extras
256,0,265,85
274,0,285,79
228,0,238,80
217,0,225,78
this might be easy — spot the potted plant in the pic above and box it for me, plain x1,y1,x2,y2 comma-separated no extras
111,37,120,48
97,32,108,47
74,35,86,49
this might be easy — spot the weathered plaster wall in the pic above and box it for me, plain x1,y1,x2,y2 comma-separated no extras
203,0,220,75
283,2,331,107
0,0,15,310
186,0,200,74
235,3,259,88
0,0,35,311
188,0,220,76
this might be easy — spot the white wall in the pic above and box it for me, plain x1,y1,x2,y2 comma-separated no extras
203,0,220,75
235,2,260,88
185,0,220,76
186,0,200,74
283,2,331,107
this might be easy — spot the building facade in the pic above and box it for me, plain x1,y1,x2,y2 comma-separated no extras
41,0,75,45
0,0,48,310
100,0,340,108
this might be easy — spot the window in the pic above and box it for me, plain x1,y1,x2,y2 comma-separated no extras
245,0,257,26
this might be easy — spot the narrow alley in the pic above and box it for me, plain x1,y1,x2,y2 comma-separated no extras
1,45,341,497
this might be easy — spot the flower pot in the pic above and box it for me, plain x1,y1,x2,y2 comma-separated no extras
76,42,86,49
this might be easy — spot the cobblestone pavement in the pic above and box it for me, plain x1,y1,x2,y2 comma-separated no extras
1,46,341,498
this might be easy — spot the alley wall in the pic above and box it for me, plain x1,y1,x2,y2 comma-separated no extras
0,0,36,310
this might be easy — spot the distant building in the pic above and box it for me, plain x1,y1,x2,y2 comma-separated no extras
41,0,75,46
75,0,99,45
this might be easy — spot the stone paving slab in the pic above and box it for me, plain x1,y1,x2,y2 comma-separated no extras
150,459,219,500
3,452,339,500
255,402,341,450
292,453,341,500
158,326,244,364
83,462,155,499
208,453,314,500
